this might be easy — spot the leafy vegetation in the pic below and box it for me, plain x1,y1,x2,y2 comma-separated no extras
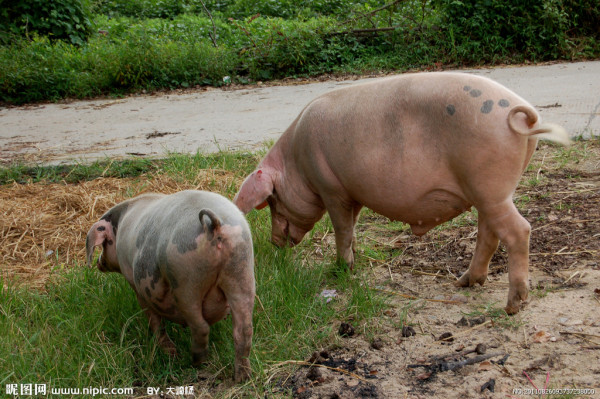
1,0,598,104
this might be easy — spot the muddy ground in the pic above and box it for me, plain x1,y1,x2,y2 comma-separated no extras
271,141,600,399
1,140,599,398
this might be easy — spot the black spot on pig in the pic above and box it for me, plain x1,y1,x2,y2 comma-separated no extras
446,104,456,116
173,222,202,254
134,218,162,286
134,247,157,286
469,89,482,98
498,99,510,108
166,267,179,290
145,287,152,299
481,100,494,114
463,85,471,91
100,202,128,237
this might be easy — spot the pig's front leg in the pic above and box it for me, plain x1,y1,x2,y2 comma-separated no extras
351,204,363,252
324,198,360,269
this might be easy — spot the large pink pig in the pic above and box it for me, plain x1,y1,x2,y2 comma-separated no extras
234,72,570,314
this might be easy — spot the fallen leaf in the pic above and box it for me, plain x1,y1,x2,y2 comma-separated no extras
532,331,555,343
478,360,493,371
416,372,432,380
297,386,307,394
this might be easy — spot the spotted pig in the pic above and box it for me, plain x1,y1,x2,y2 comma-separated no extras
234,72,570,315
86,190,255,382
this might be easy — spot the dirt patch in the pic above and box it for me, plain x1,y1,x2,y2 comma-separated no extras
1,141,599,398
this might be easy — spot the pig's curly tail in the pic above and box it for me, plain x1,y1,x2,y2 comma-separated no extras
507,105,571,145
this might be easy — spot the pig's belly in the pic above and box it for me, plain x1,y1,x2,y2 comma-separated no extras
374,189,472,236
141,276,229,326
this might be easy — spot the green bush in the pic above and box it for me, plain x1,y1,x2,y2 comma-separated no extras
94,0,192,19
1,0,599,104
563,0,600,37
0,0,94,45
434,0,571,62
0,30,237,104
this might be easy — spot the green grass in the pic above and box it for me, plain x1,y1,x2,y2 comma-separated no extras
0,150,262,186
462,302,523,330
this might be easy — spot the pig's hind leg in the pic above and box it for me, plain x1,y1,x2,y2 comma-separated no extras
467,200,531,314
219,271,255,382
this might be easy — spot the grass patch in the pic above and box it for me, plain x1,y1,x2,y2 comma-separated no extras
0,150,263,186
462,302,523,330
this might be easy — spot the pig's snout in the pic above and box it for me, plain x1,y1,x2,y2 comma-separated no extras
96,253,107,272
270,220,307,247
270,219,291,247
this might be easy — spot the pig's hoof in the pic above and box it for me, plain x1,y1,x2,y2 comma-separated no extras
159,338,178,357
455,271,487,288
505,281,528,315
234,363,251,383
164,346,178,358
192,351,208,367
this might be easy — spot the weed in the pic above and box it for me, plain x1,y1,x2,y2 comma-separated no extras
463,302,523,329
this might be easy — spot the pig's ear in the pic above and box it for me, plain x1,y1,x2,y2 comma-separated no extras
234,169,274,214
85,220,113,267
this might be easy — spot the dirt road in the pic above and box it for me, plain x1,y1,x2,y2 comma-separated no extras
1,61,599,165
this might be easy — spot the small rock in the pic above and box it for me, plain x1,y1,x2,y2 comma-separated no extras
402,326,416,337
558,318,583,326
347,379,359,387
371,339,384,350
308,351,324,364
416,371,432,380
475,343,487,354
457,315,486,327
493,354,510,366
438,332,454,342
306,366,322,381
339,322,355,337
450,294,468,303
481,378,496,392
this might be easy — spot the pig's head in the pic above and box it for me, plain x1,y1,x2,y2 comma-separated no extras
234,168,324,247
85,203,128,273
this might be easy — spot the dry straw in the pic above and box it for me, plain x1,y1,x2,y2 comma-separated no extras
0,170,237,289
